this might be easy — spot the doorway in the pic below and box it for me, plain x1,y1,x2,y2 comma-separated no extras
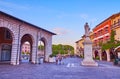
1,44,11,61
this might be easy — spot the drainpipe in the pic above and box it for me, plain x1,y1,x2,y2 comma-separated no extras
16,23,23,65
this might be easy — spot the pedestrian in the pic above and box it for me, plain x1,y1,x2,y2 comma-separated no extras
55,55,58,65
57,53,62,65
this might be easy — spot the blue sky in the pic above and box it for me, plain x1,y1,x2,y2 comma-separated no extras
0,0,120,47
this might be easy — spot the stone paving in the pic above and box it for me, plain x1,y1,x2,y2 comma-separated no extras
0,57,120,79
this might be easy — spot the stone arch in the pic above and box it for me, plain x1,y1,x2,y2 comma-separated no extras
94,50,99,60
0,27,14,63
0,27,15,41
114,46,120,52
20,34,34,63
38,37,47,62
102,50,107,60
109,48,115,60
114,46,120,58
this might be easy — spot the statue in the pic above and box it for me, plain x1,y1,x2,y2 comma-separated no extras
84,22,90,37
81,22,98,66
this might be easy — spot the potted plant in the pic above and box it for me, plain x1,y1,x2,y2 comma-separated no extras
49,54,55,62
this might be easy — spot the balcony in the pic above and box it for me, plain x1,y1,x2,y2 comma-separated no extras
111,22,120,29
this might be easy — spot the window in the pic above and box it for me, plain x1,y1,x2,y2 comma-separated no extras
106,36,109,41
114,30,116,35
105,27,108,33
98,31,100,36
118,19,120,22
114,21,116,25
118,19,120,25
5,29,12,40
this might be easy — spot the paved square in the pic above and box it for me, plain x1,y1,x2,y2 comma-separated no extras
0,57,120,79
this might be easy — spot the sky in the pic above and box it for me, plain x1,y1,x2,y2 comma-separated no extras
0,0,120,47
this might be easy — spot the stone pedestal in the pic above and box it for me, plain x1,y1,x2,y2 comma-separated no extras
81,37,98,66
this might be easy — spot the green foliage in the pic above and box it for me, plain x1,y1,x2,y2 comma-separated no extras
38,45,44,50
22,52,25,54
96,56,99,60
110,30,115,43
26,52,30,55
22,52,30,55
70,50,74,55
52,44,74,56
101,30,120,50
101,41,114,50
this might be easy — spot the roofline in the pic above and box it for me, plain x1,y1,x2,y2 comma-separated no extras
75,37,84,43
93,12,120,30
0,11,56,35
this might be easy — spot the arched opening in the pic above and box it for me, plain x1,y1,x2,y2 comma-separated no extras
38,37,46,62
114,46,120,59
109,48,115,61
0,27,13,63
20,34,33,63
102,50,107,60
94,50,99,60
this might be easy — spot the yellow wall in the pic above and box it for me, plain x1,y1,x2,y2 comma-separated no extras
76,38,84,48
115,28,120,41
111,13,120,41
75,38,84,56
111,15,120,24
76,31,93,48
79,38,84,48
90,31,94,42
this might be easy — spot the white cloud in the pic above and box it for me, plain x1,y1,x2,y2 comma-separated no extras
53,27,69,35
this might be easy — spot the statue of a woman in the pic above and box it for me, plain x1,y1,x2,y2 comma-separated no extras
84,23,90,37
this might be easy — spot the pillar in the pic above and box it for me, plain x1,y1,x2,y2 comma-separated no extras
81,37,98,66
106,49,110,62
31,45,37,64
92,50,95,59
11,42,20,65
98,50,102,61
45,37,52,62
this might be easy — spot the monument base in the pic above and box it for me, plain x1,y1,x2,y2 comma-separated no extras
82,23,98,67
81,60,98,66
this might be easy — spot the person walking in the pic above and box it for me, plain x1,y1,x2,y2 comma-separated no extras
55,55,58,65
57,53,62,65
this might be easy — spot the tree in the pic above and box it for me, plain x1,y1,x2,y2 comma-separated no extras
110,30,115,43
38,45,44,50
101,30,115,50
51,44,74,57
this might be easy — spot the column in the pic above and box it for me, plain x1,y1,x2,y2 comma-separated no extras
92,50,95,59
45,38,52,62
98,50,102,61
11,43,19,65
106,49,110,62
81,37,98,66
31,45,37,64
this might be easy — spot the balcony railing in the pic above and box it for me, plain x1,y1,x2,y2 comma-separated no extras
111,22,120,29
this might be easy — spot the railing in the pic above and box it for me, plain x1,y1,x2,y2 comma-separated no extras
111,22,120,29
